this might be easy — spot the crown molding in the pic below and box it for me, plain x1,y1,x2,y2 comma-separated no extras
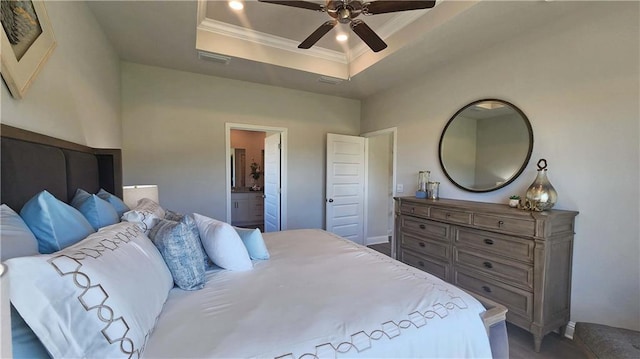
196,0,434,67
196,0,207,26
350,10,430,59
198,18,348,64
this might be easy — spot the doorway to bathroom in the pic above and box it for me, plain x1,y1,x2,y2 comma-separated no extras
225,123,288,232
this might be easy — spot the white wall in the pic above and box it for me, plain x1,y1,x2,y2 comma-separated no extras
121,63,360,229
0,1,120,148
362,2,639,330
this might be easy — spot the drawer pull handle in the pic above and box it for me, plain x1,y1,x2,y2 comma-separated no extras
482,286,492,293
418,261,425,267
484,239,494,245
446,213,451,218
419,224,426,229
483,261,493,269
498,220,504,227
419,242,426,248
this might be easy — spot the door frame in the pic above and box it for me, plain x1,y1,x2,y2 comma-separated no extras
361,127,397,255
225,123,288,230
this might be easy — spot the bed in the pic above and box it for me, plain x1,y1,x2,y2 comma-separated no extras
0,124,508,358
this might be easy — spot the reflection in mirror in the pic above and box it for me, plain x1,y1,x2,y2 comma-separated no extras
230,148,246,188
439,99,533,192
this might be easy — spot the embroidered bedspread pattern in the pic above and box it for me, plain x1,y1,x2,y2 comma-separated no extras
143,229,492,358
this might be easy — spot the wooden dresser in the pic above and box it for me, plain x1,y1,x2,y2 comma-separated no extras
394,197,578,351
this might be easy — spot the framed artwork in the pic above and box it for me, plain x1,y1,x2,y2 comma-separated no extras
1,0,56,99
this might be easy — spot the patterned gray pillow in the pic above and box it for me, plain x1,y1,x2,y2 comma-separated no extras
148,215,207,290
164,209,184,221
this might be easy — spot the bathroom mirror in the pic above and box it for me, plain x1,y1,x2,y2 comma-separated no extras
439,99,533,192
230,148,246,188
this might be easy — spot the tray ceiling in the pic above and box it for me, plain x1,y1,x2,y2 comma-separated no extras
87,0,577,99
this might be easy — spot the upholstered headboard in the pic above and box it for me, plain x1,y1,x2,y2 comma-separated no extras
0,124,123,211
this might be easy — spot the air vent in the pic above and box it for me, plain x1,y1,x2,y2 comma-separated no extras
318,76,343,85
197,51,231,65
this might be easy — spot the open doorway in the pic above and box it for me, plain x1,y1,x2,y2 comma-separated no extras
324,128,397,254
363,128,397,257
225,123,288,232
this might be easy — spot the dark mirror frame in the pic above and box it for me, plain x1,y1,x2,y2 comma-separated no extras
438,99,534,193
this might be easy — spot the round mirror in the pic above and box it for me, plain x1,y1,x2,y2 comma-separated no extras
439,99,533,192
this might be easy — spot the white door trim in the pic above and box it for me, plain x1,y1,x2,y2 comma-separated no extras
225,123,288,230
361,127,397,257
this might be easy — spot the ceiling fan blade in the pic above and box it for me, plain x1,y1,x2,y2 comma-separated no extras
350,19,387,52
257,0,324,12
298,20,337,49
364,0,436,15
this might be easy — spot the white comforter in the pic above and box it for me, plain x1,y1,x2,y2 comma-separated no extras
143,229,492,358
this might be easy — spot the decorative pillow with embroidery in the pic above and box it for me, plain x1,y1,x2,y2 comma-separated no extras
120,198,165,234
6,221,173,358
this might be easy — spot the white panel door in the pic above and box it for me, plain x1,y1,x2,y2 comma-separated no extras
326,133,365,244
264,133,281,232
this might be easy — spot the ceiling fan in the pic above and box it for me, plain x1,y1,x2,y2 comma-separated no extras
257,0,436,52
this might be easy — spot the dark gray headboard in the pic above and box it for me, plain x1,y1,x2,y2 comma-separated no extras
0,124,123,212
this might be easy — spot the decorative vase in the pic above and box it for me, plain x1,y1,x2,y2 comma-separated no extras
525,159,557,211
509,199,520,208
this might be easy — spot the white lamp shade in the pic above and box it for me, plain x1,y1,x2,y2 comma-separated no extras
123,185,159,208
0,264,11,358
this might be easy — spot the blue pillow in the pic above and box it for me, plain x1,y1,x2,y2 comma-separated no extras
234,226,270,260
20,190,95,254
70,189,120,230
96,188,129,217
148,215,207,290
11,306,50,358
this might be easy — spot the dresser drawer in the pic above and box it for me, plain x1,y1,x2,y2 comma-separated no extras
401,232,449,261
400,217,449,242
455,227,534,262
474,214,535,236
454,269,533,321
454,248,533,289
400,202,429,218
430,207,472,225
401,250,449,281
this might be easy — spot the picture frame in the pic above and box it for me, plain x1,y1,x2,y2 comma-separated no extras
1,1,56,99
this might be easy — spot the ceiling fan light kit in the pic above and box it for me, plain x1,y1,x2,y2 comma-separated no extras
258,0,436,52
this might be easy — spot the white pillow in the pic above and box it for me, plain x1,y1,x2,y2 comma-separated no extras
0,204,38,261
6,221,173,358
193,213,252,271
120,198,165,234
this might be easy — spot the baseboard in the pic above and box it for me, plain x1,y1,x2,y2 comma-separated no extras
366,235,389,245
565,321,576,339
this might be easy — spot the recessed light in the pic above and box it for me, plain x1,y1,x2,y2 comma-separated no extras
229,1,244,11
336,34,348,42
